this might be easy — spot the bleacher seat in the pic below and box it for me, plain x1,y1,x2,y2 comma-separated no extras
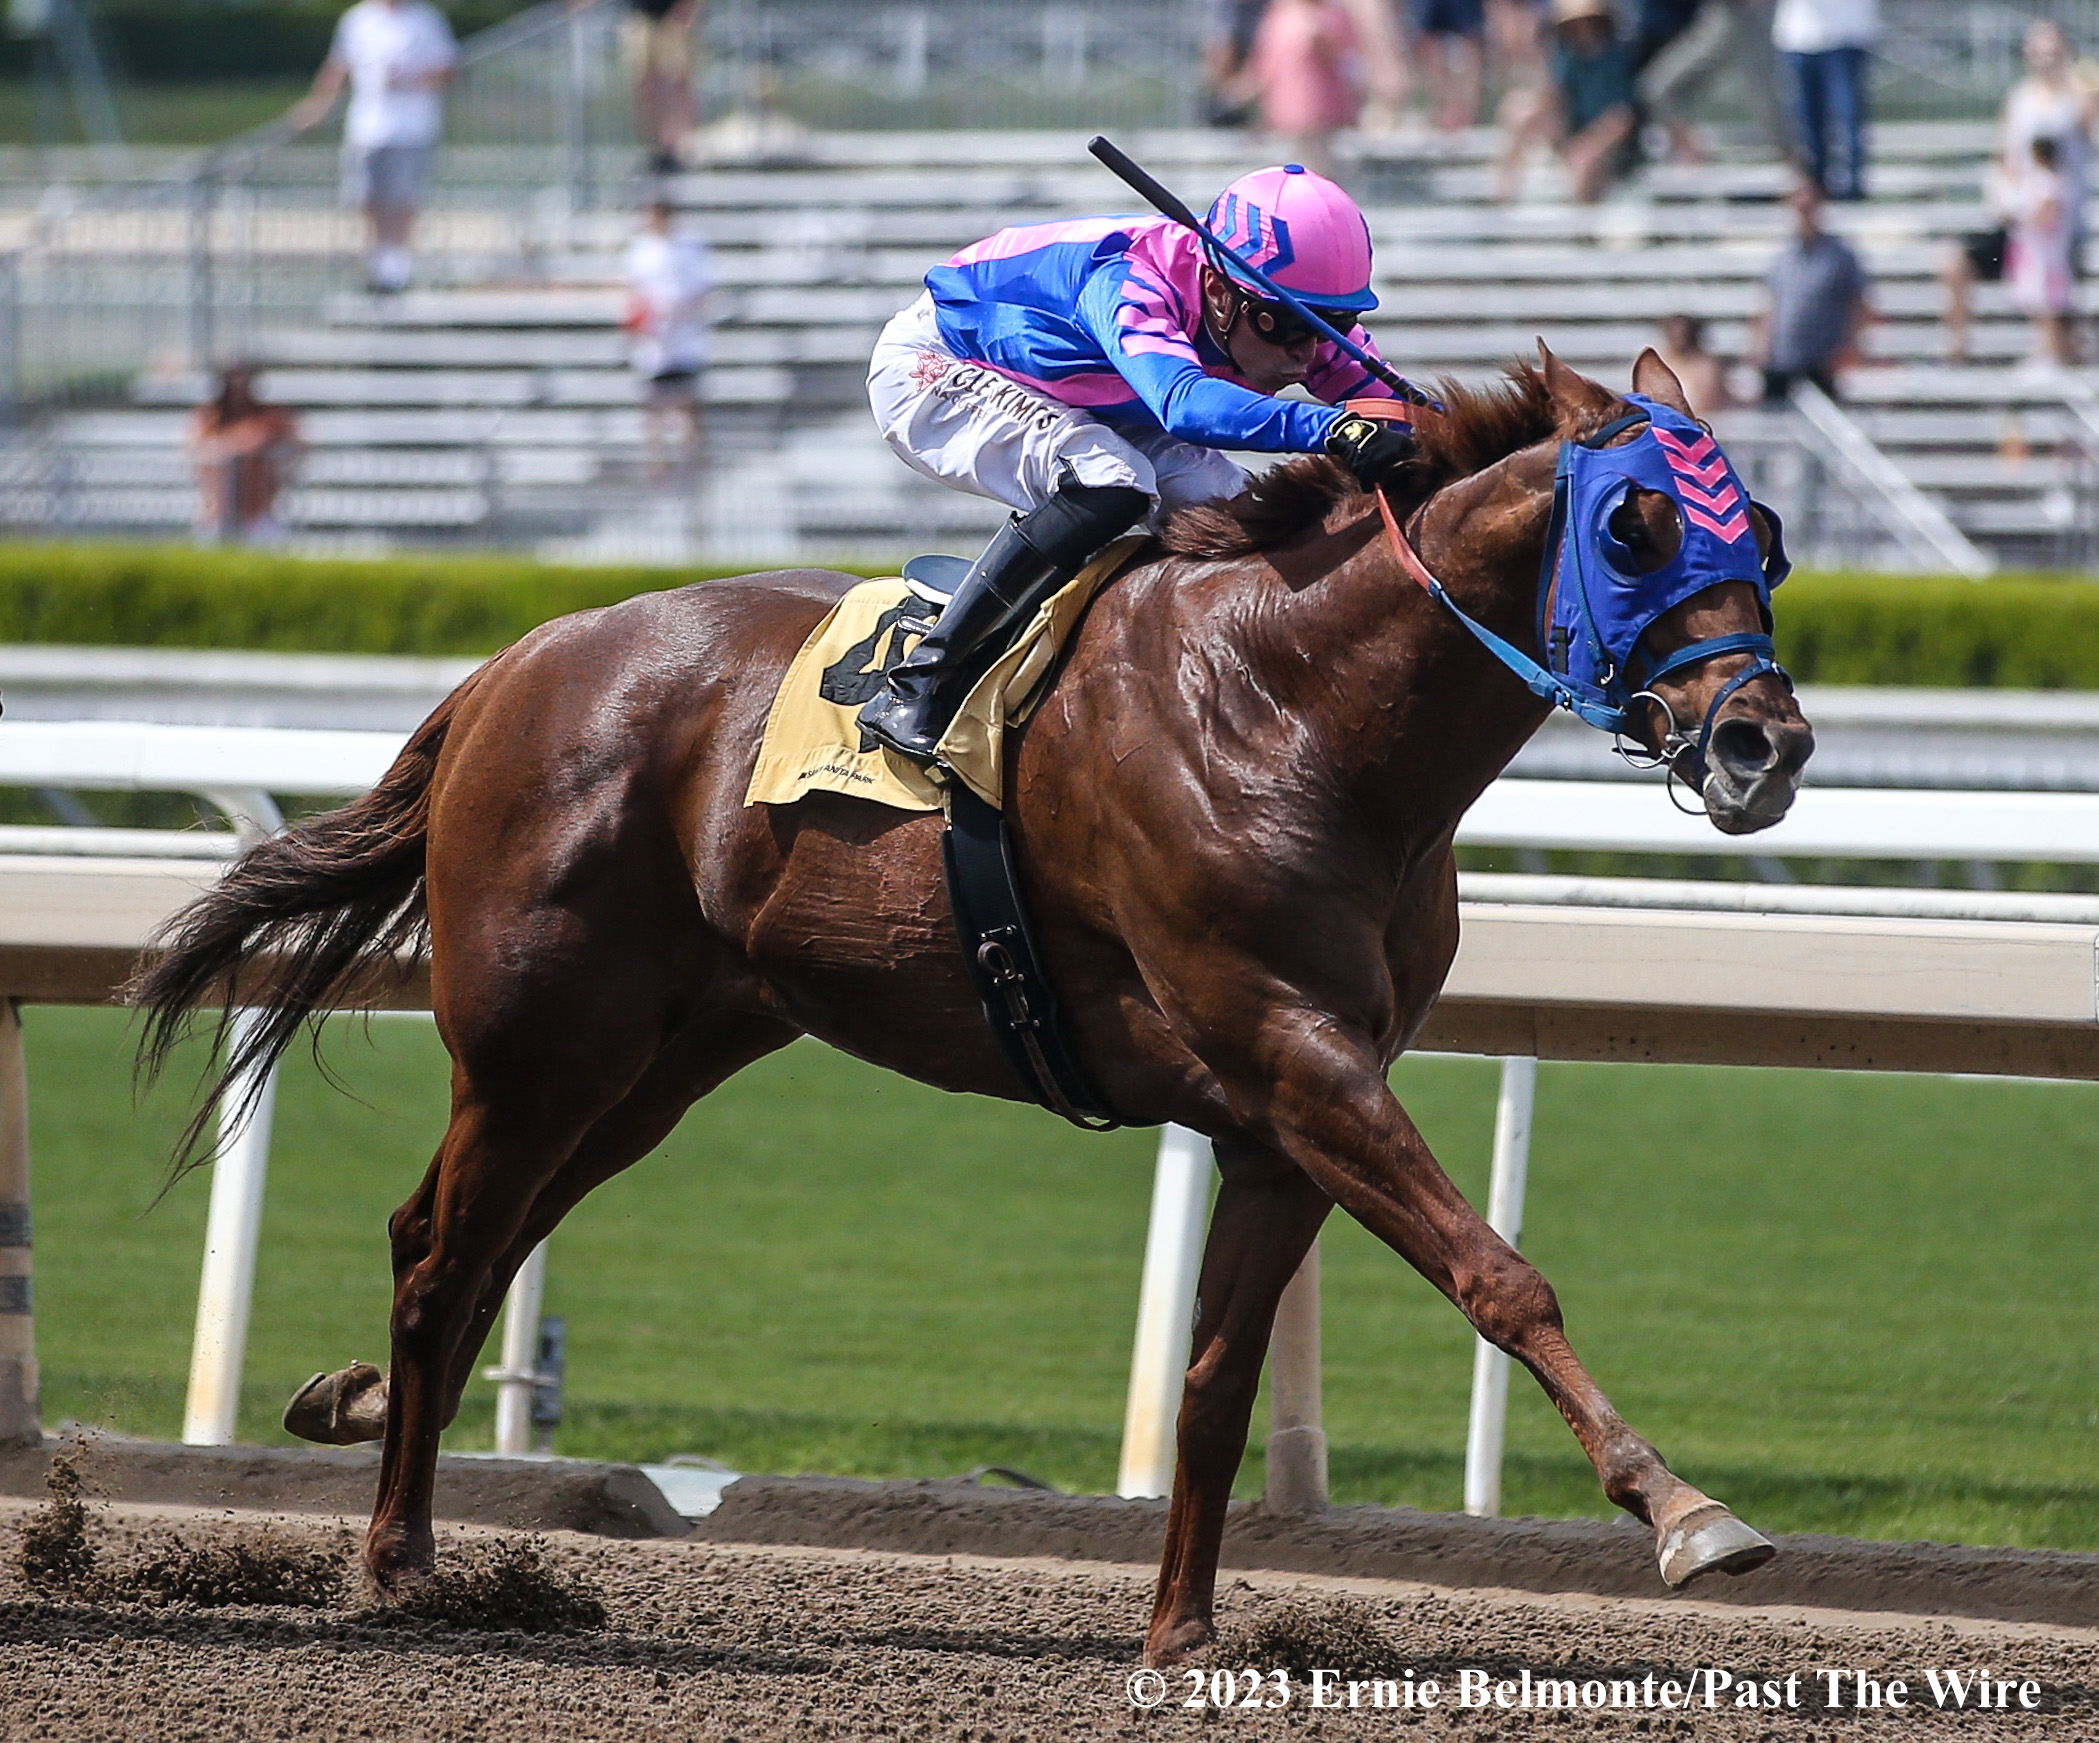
9,120,2091,564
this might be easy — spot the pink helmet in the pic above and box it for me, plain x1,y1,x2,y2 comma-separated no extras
1204,164,1377,313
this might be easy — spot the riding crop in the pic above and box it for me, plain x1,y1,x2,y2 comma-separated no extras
1085,134,1434,409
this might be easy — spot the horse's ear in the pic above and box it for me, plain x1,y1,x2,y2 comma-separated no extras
1631,347,1697,419
1537,338,1616,430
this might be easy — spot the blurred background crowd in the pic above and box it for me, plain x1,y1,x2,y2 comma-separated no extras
0,0,2085,576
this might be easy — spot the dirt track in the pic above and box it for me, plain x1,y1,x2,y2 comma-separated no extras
5,1499,2099,1740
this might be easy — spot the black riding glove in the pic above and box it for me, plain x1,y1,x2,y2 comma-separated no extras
1325,413,1416,489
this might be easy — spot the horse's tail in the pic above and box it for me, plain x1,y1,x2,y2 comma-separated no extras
131,663,487,1177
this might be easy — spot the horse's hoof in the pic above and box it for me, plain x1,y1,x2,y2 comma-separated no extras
1658,1502,1775,1587
362,1522,436,1595
1143,1618,1215,1668
284,1361,388,1444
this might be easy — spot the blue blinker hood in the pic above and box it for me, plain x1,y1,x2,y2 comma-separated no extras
1541,394,1790,734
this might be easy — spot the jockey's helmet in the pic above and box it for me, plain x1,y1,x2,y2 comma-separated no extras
1204,164,1377,314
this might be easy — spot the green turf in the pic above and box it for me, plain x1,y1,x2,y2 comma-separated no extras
21,1006,2099,1549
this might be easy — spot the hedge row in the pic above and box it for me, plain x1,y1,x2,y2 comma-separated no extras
0,542,2094,686
0,542,875,658
1773,571,2099,688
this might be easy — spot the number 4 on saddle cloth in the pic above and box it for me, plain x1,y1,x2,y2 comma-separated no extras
744,535,1150,1129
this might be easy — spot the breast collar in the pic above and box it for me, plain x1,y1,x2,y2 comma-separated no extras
1373,394,1792,783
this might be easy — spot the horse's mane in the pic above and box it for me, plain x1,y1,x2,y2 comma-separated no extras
1161,362,1596,559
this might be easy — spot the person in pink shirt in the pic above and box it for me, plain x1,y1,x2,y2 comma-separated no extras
1237,0,1363,178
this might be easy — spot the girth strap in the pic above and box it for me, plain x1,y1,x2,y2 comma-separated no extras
942,783,1121,1132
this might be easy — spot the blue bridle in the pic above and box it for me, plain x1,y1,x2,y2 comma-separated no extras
1392,394,1791,784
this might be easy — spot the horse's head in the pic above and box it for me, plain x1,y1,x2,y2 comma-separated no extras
1523,346,1814,834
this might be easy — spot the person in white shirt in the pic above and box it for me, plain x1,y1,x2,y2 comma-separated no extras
624,200,715,474
291,0,460,294
1771,0,1876,199
1942,20,2098,364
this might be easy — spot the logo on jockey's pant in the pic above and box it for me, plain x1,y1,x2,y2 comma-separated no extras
817,593,943,706
910,349,951,389
930,362,1067,436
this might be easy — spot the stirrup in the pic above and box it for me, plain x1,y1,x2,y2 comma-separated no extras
859,688,952,765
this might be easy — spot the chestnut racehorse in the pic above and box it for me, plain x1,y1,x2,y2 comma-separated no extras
136,347,1813,1664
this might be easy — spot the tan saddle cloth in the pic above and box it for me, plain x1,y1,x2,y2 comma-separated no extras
744,534,1146,813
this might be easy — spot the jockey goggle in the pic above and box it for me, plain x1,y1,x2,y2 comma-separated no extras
1228,291,1321,349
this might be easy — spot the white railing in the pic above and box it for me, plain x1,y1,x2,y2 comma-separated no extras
1787,382,1995,579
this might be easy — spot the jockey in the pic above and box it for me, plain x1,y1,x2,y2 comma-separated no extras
860,162,1423,763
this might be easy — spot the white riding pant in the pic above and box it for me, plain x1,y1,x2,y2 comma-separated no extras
867,293,1248,527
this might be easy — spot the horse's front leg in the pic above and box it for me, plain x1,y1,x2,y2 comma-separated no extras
1145,1134,1331,1666
1224,1015,1773,1593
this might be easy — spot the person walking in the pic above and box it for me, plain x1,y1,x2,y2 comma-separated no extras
1748,178,1871,401
624,198,715,474
859,165,1424,764
623,0,702,175
1942,20,2097,365
1639,0,1783,164
1771,0,1875,200
291,0,459,295
1412,0,1486,130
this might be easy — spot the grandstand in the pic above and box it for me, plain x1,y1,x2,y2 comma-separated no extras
0,1,2090,569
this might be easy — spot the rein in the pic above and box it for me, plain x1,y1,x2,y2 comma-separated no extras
1369,412,1788,789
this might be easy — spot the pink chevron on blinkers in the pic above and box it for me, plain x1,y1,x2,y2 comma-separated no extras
1653,427,1750,544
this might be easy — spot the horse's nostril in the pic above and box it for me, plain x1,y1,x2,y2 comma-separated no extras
1709,717,1778,778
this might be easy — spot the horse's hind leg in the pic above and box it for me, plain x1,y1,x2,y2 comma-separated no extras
420,1010,800,1429
364,1006,797,1590
1145,1134,1331,1667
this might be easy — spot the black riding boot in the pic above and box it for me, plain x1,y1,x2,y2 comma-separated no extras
859,480,1147,763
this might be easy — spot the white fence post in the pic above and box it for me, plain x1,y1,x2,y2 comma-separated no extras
181,1007,280,1446
1116,1124,1211,1499
489,1239,549,1455
1463,1054,1538,1516
1265,1240,1327,1513
0,999,39,1445
180,787,285,1448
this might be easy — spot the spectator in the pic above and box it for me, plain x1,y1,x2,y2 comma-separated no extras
625,199,715,477
1342,0,1414,134
1942,20,2097,365
1771,0,1875,201
623,0,702,175
1747,178,1870,401
2006,135,2079,369
1654,313,1732,417
190,366,303,547
291,0,458,295
1494,0,1638,204
1486,0,1549,112
1633,0,1698,74
1639,0,1784,164
1412,0,1485,131
1238,0,1363,178
1201,0,1271,125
